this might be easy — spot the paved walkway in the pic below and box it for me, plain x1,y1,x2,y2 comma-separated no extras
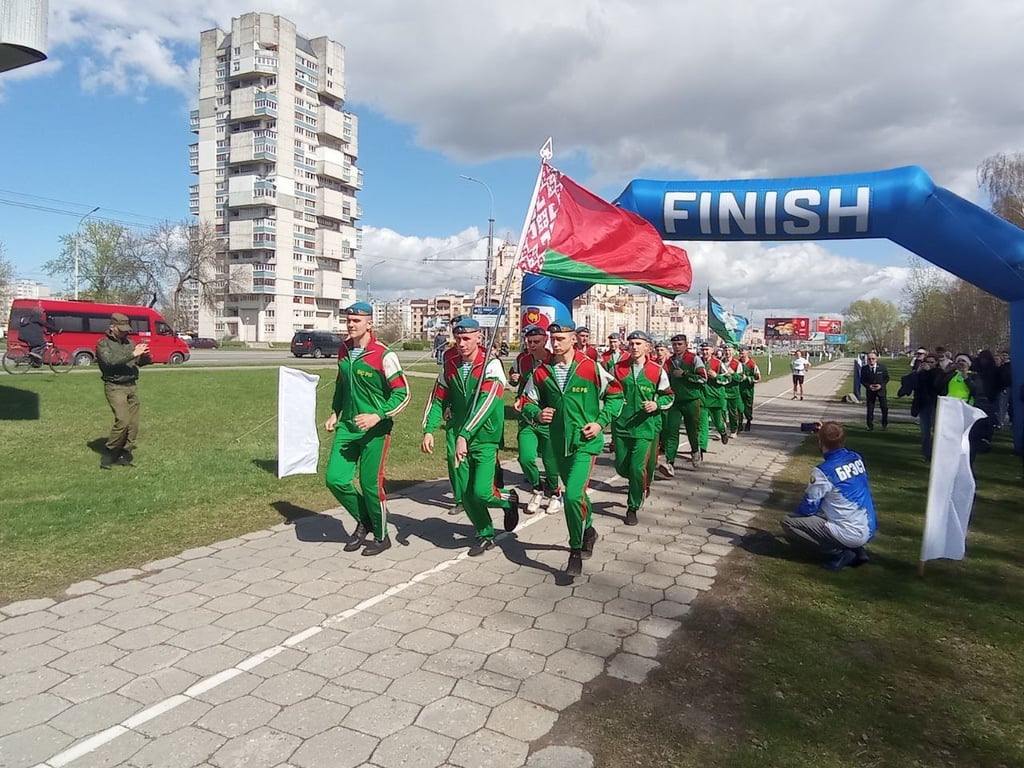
0,362,851,768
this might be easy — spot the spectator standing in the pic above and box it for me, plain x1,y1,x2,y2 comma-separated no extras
899,353,942,460
996,351,1012,428
860,352,890,431
575,327,599,361
96,313,150,469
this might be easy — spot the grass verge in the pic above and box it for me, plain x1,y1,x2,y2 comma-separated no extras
541,419,1024,767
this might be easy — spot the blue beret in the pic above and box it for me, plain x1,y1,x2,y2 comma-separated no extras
576,326,591,334
345,301,373,316
627,330,652,342
453,317,481,333
548,319,577,333
523,325,547,337
671,334,688,343
607,332,621,340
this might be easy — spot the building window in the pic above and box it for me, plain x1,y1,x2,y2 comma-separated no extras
264,324,275,333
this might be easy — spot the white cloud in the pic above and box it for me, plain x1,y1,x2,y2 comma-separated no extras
47,1,1024,194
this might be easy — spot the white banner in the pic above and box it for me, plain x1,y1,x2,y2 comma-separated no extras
921,396,987,562
277,367,320,478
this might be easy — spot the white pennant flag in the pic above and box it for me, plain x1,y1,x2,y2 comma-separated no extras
921,396,987,562
277,367,320,478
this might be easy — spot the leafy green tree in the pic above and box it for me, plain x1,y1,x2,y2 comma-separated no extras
842,298,904,353
44,221,157,304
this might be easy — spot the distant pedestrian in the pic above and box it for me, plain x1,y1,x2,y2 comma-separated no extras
791,350,810,400
96,313,150,469
860,352,890,431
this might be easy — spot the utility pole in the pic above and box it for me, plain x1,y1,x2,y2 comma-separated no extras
460,175,495,306
74,206,100,300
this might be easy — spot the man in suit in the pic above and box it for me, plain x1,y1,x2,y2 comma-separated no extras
860,352,890,431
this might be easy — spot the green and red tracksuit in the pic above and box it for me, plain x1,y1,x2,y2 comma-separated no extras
723,356,744,432
577,343,599,362
662,351,708,463
423,348,513,542
611,359,674,511
326,336,411,541
511,350,559,497
739,358,761,422
600,349,627,372
522,351,623,549
699,357,730,449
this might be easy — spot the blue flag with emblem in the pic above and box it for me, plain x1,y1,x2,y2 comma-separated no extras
707,290,748,346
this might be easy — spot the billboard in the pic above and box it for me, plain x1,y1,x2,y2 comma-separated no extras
472,305,506,329
826,333,848,344
817,317,843,335
764,317,810,341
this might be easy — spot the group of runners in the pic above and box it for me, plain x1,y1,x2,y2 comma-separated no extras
322,302,760,578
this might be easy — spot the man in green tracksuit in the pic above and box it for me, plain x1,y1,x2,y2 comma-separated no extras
509,325,562,516
423,317,519,556
611,330,674,526
738,348,762,431
699,343,730,450
325,302,412,556
522,319,623,576
96,312,151,469
722,345,745,437
659,334,708,476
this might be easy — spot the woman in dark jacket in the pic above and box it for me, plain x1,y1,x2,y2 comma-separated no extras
901,354,943,460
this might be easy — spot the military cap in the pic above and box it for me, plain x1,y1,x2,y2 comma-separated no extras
523,324,547,337
627,330,652,342
671,334,688,343
548,319,577,333
345,301,373,316
453,317,481,333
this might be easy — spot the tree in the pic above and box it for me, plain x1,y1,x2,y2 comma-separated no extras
144,220,225,332
842,298,904,353
978,152,1024,228
44,221,156,304
0,242,13,299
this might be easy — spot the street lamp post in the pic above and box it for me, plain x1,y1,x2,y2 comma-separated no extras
363,259,386,303
74,206,100,300
460,175,495,307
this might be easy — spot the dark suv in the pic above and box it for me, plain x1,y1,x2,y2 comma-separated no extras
290,331,342,358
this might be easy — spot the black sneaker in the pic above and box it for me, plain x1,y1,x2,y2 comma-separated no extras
468,537,495,557
503,489,520,532
115,450,134,466
343,522,369,552
624,508,638,526
581,527,598,559
721,432,729,445
566,549,583,577
100,450,115,470
745,421,752,432
823,548,858,572
361,536,392,557
851,547,871,567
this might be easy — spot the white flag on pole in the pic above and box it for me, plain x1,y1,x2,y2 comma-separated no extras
277,367,320,478
921,396,987,562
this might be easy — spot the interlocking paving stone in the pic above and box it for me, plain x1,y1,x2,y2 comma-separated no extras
48,692,139,738
118,667,200,706
342,695,420,738
518,672,583,712
197,695,281,738
0,692,72,737
289,725,378,768
209,725,300,768
449,728,528,768
372,725,455,768
252,670,325,706
128,725,225,768
1,598,56,618
270,697,351,739
0,723,74,768
544,648,606,684
0,666,69,705
525,745,595,768
487,698,558,741
386,669,456,706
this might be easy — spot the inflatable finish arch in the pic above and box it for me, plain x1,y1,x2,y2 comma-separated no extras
520,166,1024,452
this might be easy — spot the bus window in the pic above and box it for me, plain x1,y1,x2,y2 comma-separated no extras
129,317,149,334
156,321,174,336
85,315,110,333
47,313,85,333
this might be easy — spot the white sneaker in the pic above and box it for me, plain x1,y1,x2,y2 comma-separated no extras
526,491,544,515
657,461,675,478
546,495,563,516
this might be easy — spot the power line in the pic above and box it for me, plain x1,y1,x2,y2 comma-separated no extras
0,189,167,224
0,198,163,233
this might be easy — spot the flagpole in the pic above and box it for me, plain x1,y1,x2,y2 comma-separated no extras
468,138,552,417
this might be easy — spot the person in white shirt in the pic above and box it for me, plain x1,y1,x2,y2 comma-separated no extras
791,350,811,400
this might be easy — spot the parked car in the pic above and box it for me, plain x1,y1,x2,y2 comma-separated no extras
188,337,219,349
290,330,342,358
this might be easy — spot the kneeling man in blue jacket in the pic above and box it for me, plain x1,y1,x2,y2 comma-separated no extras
782,421,878,571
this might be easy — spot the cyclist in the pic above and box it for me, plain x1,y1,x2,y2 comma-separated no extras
18,308,59,364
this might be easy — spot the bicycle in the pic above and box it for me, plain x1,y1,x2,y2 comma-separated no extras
2,336,73,375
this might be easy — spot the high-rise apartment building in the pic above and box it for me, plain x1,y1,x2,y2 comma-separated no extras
191,12,361,342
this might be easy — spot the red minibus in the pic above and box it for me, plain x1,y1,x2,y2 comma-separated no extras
7,299,191,366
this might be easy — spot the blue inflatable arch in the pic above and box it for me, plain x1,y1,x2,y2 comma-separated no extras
520,166,1024,452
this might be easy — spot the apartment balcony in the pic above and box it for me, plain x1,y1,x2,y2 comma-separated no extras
227,174,277,208
189,143,199,174
316,228,351,260
190,109,199,133
229,130,278,163
230,52,279,79
230,86,277,120
316,269,344,298
316,105,347,140
189,197,199,213
315,187,350,220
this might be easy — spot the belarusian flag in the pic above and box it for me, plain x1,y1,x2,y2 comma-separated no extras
517,162,692,297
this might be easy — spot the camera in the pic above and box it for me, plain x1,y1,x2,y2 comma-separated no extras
800,422,820,433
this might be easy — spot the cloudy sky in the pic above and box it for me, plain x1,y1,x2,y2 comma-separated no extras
2,0,1022,319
